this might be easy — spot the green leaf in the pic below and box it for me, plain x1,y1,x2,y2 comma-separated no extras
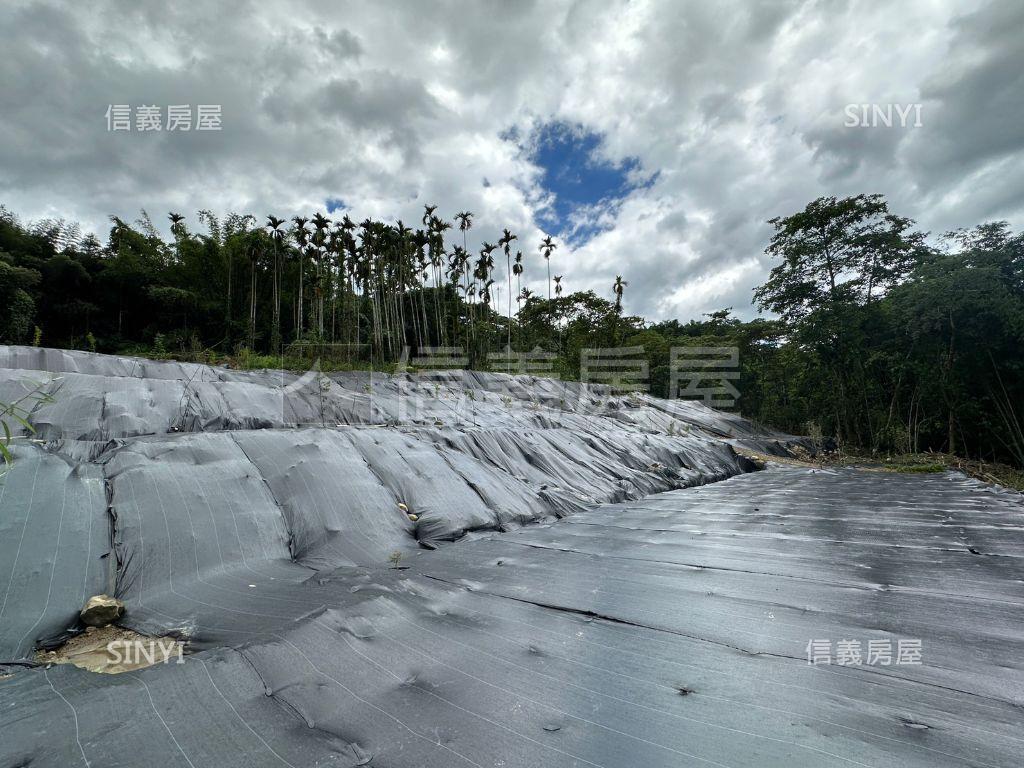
11,415,36,434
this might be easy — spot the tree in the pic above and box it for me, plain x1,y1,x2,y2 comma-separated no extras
291,217,310,340
456,212,475,343
512,251,524,343
0,256,40,343
477,242,497,311
754,194,926,321
612,275,627,312
5,195,1021,469
612,275,628,343
890,228,1024,458
39,254,94,342
310,212,332,338
426,212,452,347
498,228,517,350
266,216,286,354
455,211,473,250
539,235,556,300
754,195,928,446
245,231,266,350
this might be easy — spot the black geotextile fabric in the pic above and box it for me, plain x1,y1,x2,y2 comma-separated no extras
0,445,109,660
2,347,1023,767
0,346,778,660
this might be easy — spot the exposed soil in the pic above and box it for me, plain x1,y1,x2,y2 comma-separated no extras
35,626,186,674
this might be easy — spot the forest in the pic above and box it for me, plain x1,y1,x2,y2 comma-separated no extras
1,194,1021,468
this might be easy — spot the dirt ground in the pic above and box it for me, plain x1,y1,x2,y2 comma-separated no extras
35,626,186,674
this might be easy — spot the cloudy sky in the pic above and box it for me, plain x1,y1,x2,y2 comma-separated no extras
2,0,1022,320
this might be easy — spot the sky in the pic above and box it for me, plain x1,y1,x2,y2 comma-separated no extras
1,0,1022,321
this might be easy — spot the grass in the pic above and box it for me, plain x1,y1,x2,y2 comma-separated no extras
748,447,1024,493
117,344,401,374
883,461,947,474
230,351,397,373
862,452,1023,490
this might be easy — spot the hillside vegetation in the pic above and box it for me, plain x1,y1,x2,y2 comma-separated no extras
1,194,1021,466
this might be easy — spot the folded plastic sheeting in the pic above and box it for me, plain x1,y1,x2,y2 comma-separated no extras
0,347,781,652
99,423,752,643
0,345,789,449
4,466,1024,767
4,347,1021,767
0,444,109,659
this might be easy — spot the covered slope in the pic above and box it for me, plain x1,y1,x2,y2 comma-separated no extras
2,348,1022,767
0,346,786,659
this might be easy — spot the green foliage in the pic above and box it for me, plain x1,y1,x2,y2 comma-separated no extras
754,194,926,320
750,196,1024,465
0,380,54,469
884,462,946,474
0,196,1020,468
153,333,168,357
2,289,35,344
0,253,41,343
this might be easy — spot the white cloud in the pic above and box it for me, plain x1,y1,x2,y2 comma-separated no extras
1,0,1021,321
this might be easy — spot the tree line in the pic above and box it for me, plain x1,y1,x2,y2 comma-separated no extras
0,205,583,367
1,195,1021,467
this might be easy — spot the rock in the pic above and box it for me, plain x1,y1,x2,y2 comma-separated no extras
80,594,125,627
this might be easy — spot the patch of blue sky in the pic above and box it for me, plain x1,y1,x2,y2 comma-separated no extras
510,121,656,244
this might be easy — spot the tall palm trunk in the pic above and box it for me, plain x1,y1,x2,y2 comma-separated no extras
248,250,257,350
226,251,233,343
435,263,447,346
318,251,326,338
431,258,444,347
269,242,280,355
506,252,512,352
296,252,304,341
420,278,430,348
462,229,474,350
515,272,522,345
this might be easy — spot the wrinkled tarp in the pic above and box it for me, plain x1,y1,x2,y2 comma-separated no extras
0,446,108,660
2,346,774,658
1,347,1022,767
